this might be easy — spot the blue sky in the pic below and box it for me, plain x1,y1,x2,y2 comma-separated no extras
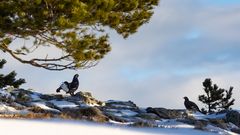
1,0,240,109
204,0,240,5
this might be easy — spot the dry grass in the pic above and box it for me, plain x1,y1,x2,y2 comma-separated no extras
0,105,109,123
28,106,47,113
0,113,54,119
0,107,108,122
61,107,109,122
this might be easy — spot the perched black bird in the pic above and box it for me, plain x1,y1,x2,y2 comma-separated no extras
183,97,201,112
56,74,79,96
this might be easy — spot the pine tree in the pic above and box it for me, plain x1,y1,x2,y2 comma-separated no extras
219,87,235,110
198,78,224,113
0,0,159,71
198,78,235,113
0,59,25,88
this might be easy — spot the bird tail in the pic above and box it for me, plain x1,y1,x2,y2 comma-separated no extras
196,106,203,114
56,87,61,92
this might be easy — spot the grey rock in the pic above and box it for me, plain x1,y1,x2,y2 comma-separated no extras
105,112,132,122
136,113,161,121
105,100,138,109
231,128,240,134
39,94,64,101
146,107,182,119
131,120,158,127
226,110,240,127
209,119,228,130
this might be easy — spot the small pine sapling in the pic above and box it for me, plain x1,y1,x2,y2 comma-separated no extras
219,87,235,110
198,78,224,114
0,59,25,88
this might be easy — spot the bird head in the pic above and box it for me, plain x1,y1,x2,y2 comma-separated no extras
74,74,79,78
183,96,189,101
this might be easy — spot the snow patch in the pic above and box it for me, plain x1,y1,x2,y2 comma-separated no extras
0,89,15,101
0,103,18,114
0,103,28,114
109,119,134,125
205,124,237,135
49,100,78,108
112,104,133,108
191,112,226,120
106,100,125,103
108,109,138,117
156,119,194,129
29,93,42,101
31,102,60,112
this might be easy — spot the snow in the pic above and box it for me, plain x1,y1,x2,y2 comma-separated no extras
110,104,133,108
206,113,227,119
0,89,11,96
0,103,28,114
49,100,78,108
29,93,42,101
78,103,100,108
191,112,226,120
31,102,60,112
154,119,236,135
0,103,18,114
109,119,134,125
156,119,195,129
3,86,15,92
0,88,15,100
0,119,224,135
120,109,138,116
107,109,138,117
106,100,125,103
205,125,236,135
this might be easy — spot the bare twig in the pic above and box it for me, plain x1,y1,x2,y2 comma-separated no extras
1,42,96,71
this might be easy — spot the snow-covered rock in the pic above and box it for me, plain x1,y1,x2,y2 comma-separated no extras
0,88,239,134
0,103,28,114
191,111,226,120
29,92,42,101
31,102,60,113
0,103,18,114
0,88,15,102
49,100,79,109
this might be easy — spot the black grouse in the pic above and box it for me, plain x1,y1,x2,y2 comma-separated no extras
183,96,201,112
56,74,79,96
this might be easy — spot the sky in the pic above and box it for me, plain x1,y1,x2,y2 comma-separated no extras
1,0,240,109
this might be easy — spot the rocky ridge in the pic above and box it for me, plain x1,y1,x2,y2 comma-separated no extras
0,88,239,134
